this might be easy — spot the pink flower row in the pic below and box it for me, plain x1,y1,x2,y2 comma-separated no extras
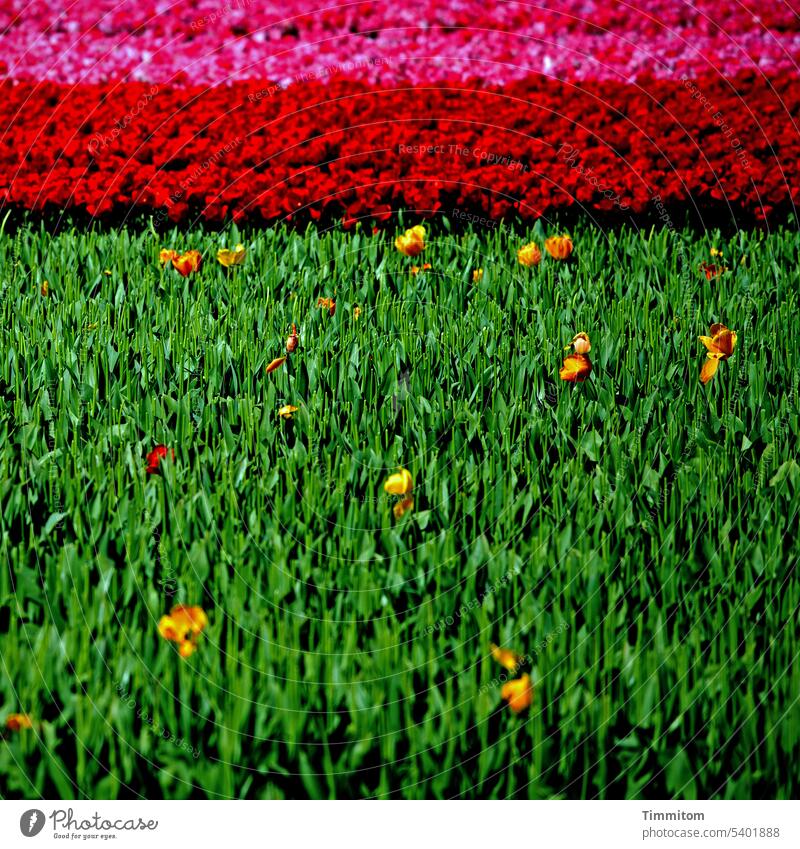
1,0,798,86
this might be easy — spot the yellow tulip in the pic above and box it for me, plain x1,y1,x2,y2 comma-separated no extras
217,244,246,267
384,468,413,496
517,242,541,267
395,225,426,257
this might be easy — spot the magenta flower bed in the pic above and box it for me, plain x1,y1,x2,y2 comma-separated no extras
1,0,798,86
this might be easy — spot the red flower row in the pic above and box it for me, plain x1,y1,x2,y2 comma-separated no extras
0,72,797,226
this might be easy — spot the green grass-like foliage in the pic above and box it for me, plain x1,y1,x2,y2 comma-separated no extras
0,217,798,799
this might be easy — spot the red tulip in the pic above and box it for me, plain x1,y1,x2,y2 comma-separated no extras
146,445,175,474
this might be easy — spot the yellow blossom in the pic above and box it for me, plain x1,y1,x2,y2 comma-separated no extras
384,468,413,496
517,242,541,267
395,225,426,257
217,244,246,267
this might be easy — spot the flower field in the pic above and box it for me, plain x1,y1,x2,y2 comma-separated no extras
1,1,799,228
1,0,799,804
1,218,799,798
1,72,796,227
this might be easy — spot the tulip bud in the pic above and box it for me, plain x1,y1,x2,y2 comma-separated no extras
286,323,299,353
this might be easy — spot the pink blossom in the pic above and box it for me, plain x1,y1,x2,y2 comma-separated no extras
0,0,798,87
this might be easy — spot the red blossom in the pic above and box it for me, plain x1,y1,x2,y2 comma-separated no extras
0,73,796,226
146,445,174,474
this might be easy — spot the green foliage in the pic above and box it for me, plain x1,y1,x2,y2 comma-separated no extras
0,219,798,799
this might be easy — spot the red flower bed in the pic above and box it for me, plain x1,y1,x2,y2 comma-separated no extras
0,72,798,226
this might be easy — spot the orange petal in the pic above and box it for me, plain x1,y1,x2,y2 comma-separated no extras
699,335,721,354
171,250,203,276
178,640,196,658
316,297,336,316
713,328,737,357
393,495,414,519
266,356,287,374
700,353,723,384
158,614,186,643
700,262,725,280
559,353,592,382
5,713,34,731
544,235,573,260
500,673,534,714
170,605,208,635
490,643,524,672
709,323,728,337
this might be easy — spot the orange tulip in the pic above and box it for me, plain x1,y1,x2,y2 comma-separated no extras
278,404,299,419
699,323,737,384
473,268,484,282
159,249,179,265
5,713,33,732
560,353,592,382
158,604,208,658
317,297,336,316
701,248,726,278
353,306,362,320
395,225,426,257
171,250,203,277
393,495,414,519
40,280,49,297
517,242,541,267
544,234,573,260
266,356,287,374
501,673,534,714
410,263,431,275
700,261,727,280
490,643,525,673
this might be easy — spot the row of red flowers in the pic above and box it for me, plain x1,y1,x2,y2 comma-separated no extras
0,71,797,225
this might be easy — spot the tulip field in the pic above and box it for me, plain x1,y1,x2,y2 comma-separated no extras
2,0,800,811
1,216,799,799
